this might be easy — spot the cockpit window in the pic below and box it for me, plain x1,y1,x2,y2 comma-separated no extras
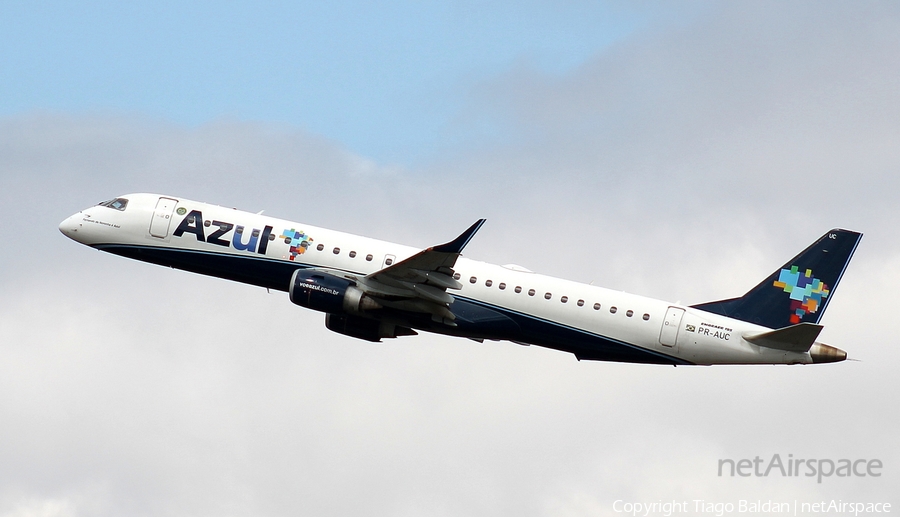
98,198,129,211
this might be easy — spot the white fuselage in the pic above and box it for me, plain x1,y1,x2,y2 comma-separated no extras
59,193,825,365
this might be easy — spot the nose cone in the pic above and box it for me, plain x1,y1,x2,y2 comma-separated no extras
59,213,84,242
809,342,848,363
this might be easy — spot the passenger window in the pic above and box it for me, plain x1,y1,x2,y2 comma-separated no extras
333,247,340,254
515,286,522,293
317,244,324,251
366,254,373,261
385,258,393,265
642,313,650,321
610,306,618,314
485,280,493,287
561,296,568,303
593,303,601,310
470,276,477,284
544,292,552,300
498,283,506,290
528,289,535,296
626,310,633,317
453,273,461,280
349,251,357,258
577,299,584,307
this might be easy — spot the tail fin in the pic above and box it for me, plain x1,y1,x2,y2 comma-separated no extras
691,229,862,329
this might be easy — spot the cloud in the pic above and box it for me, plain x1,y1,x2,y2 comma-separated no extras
1,3,899,516
449,1,900,227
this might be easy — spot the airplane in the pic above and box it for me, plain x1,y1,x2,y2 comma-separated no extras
59,193,861,366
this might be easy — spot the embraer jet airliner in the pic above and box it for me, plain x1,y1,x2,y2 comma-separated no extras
60,194,860,365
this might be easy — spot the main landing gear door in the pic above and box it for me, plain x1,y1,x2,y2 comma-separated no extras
149,197,178,238
659,307,685,347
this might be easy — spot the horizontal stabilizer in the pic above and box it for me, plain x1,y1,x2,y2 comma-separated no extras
742,323,823,353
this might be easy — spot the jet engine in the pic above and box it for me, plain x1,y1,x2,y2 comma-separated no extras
289,270,380,314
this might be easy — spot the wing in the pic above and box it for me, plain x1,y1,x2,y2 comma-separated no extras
352,219,486,326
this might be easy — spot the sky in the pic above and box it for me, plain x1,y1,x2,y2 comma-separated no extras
0,1,660,165
2,1,899,516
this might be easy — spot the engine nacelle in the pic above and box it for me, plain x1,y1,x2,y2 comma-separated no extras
289,270,380,314
325,313,417,342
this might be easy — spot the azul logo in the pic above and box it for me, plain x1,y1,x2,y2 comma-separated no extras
773,266,830,323
279,228,313,261
172,210,275,256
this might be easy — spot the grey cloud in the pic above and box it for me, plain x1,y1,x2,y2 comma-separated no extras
448,1,900,233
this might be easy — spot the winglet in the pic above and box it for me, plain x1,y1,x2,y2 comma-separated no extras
433,219,486,254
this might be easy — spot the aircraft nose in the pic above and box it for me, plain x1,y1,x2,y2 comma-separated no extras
59,213,83,240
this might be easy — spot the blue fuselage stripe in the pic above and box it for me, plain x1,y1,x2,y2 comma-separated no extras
95,243,690,365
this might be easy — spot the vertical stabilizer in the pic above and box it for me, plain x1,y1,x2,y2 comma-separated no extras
691,229,862,329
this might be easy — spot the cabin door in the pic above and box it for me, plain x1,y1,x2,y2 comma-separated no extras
149,197,178,238
659,307,685,347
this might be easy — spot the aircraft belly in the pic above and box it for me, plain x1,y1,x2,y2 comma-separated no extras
94,243,303,291
448,301,522,338
446,298,689,365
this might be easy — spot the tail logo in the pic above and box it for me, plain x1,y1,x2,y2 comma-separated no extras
773,266,830,323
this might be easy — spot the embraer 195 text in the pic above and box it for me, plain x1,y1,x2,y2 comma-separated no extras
60,194,861,366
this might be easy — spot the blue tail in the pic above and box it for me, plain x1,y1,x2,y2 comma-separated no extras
691,229,862,329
